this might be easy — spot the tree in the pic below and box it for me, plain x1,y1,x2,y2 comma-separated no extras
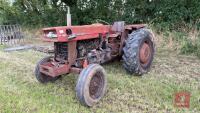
0,0,199,29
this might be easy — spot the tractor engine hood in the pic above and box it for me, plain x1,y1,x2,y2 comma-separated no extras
42,24,111,42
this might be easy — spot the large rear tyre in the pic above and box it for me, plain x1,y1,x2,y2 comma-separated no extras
35,56,60,83
122,28,155,75
76,64,107,107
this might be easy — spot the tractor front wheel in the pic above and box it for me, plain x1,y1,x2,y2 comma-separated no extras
123,28,155,75
76,64,107,107
35,56,60,83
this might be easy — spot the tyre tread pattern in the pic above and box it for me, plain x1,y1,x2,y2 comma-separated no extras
122,28,155,75
76,64,107,107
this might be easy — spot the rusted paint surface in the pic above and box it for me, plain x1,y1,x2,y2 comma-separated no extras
68,41,77,66
42,24,146,42
139,43,151,64
42,25,110,42
40,63,69,77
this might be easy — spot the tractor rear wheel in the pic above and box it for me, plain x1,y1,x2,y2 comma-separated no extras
35,56,60,83
122,28,155,75
76,64,107,107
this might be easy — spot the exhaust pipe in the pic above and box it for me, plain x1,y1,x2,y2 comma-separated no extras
67,6,71,26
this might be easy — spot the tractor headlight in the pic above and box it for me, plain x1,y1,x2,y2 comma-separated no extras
46,31,57,38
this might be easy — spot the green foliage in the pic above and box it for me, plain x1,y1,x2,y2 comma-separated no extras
180,39,197,55
0,0,18,24
180,37,200,58
196,39,200,58
0,0,200,28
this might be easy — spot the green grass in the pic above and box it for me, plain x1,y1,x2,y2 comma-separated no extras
0,48,199,113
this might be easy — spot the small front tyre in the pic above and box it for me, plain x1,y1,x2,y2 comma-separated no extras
76,64,107,107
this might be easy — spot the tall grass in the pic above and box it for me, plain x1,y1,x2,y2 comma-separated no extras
151,24,200,58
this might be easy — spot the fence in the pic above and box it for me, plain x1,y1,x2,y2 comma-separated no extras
0,25,24,46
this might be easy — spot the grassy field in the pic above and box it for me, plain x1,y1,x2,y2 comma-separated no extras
0,45,199,113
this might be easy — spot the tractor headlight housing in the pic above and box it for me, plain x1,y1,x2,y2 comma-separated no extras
44,30,57,38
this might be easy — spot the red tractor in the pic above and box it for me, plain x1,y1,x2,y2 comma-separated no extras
35,9,155,107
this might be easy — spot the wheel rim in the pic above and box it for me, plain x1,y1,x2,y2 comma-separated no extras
89,71,104,99
139,41,152,65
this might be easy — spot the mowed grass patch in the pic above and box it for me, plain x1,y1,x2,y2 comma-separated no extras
0,48,199,113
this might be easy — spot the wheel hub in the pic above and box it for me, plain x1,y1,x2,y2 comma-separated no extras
140,43,151,64
89,72,103,99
